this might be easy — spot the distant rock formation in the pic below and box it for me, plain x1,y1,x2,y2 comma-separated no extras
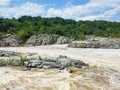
68,40,100,48
1,34,120,49
0,34,19,47
0,34,73,47
25,34,73,46
68,37,120,49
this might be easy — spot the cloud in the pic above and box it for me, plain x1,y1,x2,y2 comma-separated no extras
46,0,120,21
0,0,10,6
0,0,120,21
0,2,45,18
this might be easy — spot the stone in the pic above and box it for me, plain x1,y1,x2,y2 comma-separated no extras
11,60,21,66
25,34,73,46
0,34,19,47
0,50,19,57
68,40,100,48
68,37,120,49
23,67,31,71
56,36,72,44
25,34,58,46
23,55,88,69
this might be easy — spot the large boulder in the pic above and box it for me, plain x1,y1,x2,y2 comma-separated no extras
25,34,72,46
0,34,19,47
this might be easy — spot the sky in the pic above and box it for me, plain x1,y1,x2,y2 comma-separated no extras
0,0,120,21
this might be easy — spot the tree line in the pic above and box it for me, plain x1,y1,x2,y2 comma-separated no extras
0,16,120,40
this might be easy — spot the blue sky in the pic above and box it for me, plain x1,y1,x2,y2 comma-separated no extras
9,0,89,8
0,0,120,21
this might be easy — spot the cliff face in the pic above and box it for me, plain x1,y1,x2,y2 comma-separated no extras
0,34,19,47
68,37,120,49
25,34,73,46
0,34,73,47
1,34,120,49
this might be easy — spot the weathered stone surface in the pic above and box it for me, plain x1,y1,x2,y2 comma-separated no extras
68,37,120,49
56,36,72,44
23,55,88,69
25,34,58,46
68,40,100,48
0,34,19,47
10,60,21,66
25,34,73,46
0,50,19,57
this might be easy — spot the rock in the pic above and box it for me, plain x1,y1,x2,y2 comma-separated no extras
0,34,19,47
68,40,100,48
23,55,88,69
0,50,19,57
56,56,72,68
25,34,73,46
68,37,120,49
25,34,58,46
0,63,5,67
56,36,72,44
23,67,31,71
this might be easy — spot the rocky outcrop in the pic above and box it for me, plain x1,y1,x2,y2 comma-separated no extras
56,36,72,44
68,40,100,48
68,37,120,49
25,34,73,46
0,34,19,47
0,34,73,47
23,55,88,70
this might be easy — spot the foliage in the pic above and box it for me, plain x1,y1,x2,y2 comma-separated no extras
0,16,120,40
20,56,29,65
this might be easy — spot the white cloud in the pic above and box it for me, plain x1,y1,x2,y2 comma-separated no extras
46,0,120,21
0,0,10,6
0,0,120,21
0,2,45,18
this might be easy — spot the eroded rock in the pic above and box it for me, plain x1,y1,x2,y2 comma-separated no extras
25,34,73,46
0,50,19,57
68,37,120,49
0,34,19,47
23,55,88,69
